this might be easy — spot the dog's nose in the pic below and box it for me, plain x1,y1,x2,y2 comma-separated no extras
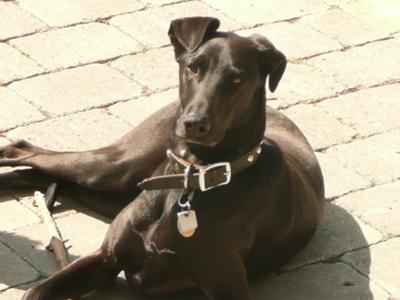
184,114,210,137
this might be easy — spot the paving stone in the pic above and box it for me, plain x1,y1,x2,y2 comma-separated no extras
18,0,143,27
252,263,388,300
335,181,400,237
110,1,240,48
0,87,45,131
237,20,341,61
10,23,141,71
0,242,39,291
141,0,183,5
303,8,389,46
308,39,400,89
282,104,357,150
0,43,43,85
327,0,400,33
202,0,329,26
342,237,400,295
316,152,371,199
268,62,347,108
0,2,46,41
9,64,142,116
0,286,27,300
1,212,110,276
109,88,178,127
0,194,39,233
318,84,400,137
111,47,178,92
326,129,400,185
7,109,133,151
284,203,382,270
0,138,10,147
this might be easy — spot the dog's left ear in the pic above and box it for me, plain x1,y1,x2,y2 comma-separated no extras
168,17,220,59
250,34,287,93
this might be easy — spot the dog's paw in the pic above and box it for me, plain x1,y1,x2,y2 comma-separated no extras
0,140,34,166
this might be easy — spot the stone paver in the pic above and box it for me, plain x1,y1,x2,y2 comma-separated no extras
0,138,10,147
335,181,400,237
316,152,371,199
318,84,400,137
308,38,400,89
0,2,46,41
268,62,347,108
9,64,142,116
109,88,178,127
142,0,183,5
203,0,329,26
0,194,39,233
252,263,388,300
327,0,400,33
110,1,240,48
282,104,356,150
18,0,143,27
7,109,132,151
342,237,400,295
284,203,382,270
326,129,400,185
111,47,178,92
1,213,109,276
238,20,341,61
0,88,44,131
10,23,141,71
0,285,27,300
303,8,389,47
0,242,39,291
0,43,43,85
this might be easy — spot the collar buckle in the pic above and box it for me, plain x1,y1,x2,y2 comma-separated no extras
198,162,231,191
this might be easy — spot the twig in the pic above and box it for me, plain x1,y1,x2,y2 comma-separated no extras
34,191,70,269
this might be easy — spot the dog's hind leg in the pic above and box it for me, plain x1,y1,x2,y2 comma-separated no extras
0,102,178,193
22,249,121,300
23,201,148,300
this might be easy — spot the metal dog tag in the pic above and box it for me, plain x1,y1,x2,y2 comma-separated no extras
177,210,198,238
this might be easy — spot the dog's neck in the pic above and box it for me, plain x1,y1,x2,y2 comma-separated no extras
169,89,266,165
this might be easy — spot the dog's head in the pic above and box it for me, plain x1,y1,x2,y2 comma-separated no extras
169,17,286,148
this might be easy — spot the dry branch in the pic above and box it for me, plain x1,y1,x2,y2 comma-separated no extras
34,191,70,269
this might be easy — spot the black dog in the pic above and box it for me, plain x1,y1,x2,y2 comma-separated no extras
0,17,324,300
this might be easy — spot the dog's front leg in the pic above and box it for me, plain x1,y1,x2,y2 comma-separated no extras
0,102,178,193
22,249,120,300
190,252,252,300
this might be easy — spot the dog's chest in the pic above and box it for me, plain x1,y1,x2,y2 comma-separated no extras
142,184,266,253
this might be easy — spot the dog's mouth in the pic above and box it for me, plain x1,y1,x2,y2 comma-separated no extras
185,138,218,147
175,129,224,148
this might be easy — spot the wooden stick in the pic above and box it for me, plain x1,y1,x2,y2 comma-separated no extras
34,191,70,269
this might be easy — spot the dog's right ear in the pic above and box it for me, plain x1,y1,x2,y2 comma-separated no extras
168,17,220,59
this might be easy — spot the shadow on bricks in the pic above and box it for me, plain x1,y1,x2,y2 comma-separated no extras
2,203,372,299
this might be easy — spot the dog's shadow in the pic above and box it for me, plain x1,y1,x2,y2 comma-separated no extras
0,199,376,300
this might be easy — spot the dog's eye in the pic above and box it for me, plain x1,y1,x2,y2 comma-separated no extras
187,63,199,75
232,78,242,84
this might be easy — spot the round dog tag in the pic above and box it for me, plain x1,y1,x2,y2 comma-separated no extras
177,210,198,238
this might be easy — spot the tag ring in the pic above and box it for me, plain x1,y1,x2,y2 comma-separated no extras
183,164,194,188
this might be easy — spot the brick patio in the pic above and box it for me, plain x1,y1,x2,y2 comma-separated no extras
0,0,399,299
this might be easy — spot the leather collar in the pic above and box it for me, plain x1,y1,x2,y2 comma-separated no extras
138,143,263,191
